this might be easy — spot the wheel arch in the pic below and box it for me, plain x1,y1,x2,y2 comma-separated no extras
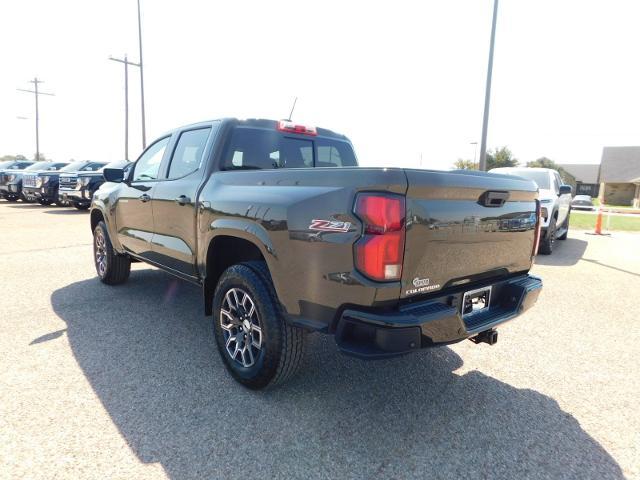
203,233,271,316
90,208,105,232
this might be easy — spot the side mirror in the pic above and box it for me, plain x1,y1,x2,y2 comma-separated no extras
103,167,125,183
559,185,572,196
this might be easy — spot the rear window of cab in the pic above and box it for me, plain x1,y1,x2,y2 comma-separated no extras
221,128,357,170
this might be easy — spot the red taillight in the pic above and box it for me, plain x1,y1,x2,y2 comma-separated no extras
354,193,405,281
277,120,317,136
532,200,542,256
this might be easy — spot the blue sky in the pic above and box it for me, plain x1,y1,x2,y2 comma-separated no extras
2,0,639,169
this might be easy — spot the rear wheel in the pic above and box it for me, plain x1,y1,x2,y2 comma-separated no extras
212,262,306,389
74,203,90,210
539,216,556,255
93,221,131,285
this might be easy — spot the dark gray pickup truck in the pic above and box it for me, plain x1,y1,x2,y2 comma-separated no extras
90,118,543,389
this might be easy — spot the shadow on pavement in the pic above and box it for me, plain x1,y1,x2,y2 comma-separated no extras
6,203,51,209
534,237,588,266
43,209,88,215
581,258,640,278
50,270,623,480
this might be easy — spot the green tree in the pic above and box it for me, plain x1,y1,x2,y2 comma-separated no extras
0,154,27,162
526,157,576,187
452,158,476,170
486,146,518,170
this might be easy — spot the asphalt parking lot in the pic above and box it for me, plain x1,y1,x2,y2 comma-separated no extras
1,201,639,480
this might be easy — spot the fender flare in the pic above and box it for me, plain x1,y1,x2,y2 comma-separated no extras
202,218,278,315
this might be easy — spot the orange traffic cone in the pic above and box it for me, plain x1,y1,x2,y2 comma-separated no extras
587,203,611,236
594,208,603,234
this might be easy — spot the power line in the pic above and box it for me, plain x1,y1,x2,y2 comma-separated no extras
17,77,54,161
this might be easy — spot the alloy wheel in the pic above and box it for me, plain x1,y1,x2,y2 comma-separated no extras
220,287,263,368
94,230,107,277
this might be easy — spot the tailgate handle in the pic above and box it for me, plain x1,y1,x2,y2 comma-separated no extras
479,190,510,207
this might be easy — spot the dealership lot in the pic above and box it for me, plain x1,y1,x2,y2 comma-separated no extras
1,201,638,480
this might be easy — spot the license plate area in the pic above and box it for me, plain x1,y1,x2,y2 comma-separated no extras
462,286,492,316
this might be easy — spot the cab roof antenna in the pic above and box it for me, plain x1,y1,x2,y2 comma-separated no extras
286,97,298,121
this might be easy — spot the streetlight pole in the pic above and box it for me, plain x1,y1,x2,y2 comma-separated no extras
478,0,499,172
137,0,147,148
17,77,54,161
109,55,140,160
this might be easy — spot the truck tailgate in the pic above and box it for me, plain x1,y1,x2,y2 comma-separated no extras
401,169,538,298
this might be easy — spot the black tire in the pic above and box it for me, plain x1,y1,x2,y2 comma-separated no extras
6,195,19,202
74,203,90,211
557,211,570,240
539,216,556,255
212,261,306,389
93,221,131,285
38,199,52,206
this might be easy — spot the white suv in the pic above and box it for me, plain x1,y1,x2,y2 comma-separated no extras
489,167,572,254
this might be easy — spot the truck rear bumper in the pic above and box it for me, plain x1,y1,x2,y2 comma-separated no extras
335,274,542,359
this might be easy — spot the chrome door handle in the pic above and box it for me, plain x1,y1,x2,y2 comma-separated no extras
174,195,190,206
139,194,150,203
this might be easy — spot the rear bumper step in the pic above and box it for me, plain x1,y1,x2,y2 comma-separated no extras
335,274,542,359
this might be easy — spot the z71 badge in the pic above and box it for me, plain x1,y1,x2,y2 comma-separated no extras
309,219,351,233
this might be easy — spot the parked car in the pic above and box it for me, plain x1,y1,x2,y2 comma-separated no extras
571,194,595,211
90,118,543,389
489,167,572,254
0,160,35,201
21,162,97,205
0,161,67,202
58,160,128,210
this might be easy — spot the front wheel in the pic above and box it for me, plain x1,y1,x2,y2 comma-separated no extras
212,262,306,389
93,221,131,285
538,216,556,255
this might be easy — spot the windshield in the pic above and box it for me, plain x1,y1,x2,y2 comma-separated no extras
61,161,88,172
24,161,52,171
506,170,550,189
0,161,14,169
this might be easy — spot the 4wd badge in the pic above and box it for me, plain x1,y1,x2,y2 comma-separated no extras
406,277,440,296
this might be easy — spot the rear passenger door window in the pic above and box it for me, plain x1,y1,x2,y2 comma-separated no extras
167,128,211,179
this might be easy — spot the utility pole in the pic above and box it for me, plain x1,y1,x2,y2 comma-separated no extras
137,0,147,148
109,55,140,160
478,0,499,171
17,78,54,161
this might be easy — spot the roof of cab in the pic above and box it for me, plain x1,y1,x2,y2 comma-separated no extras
162,118,350,141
